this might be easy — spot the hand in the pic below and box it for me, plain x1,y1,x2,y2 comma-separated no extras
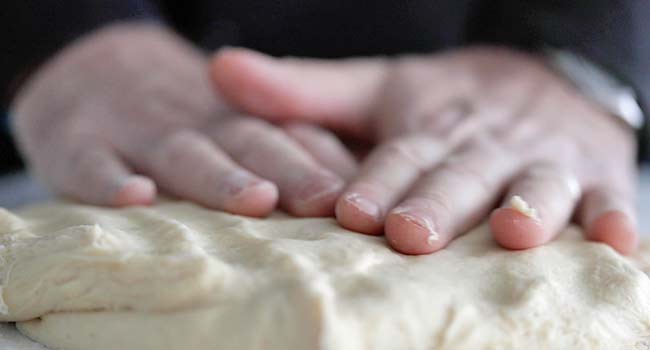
11,23,357,217
211,46,639,254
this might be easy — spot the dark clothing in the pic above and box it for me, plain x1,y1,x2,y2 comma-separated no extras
1,0,649,167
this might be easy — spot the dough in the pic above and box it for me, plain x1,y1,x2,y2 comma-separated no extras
0,201,649,350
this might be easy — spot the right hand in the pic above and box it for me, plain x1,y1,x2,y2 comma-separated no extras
210,47,639,255
11,22,357,217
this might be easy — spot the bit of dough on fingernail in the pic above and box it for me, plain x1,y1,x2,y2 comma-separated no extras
345,193,381,218
393,207,440,245
509,195,540,220
427,232,440,245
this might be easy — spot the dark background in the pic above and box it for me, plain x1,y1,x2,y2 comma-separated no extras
1,0,648,175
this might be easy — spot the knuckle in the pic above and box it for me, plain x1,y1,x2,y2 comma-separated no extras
285,122,332,139
222,117,285,146
227,117,273,135
439,159,492,193
212,117,300,167
155,130,209,168
350,178,391,198
409,191,453,222
161,130,199,152
377,137,438,173
522,163,582,199
523,162,570,179
288,125,341,151
380,141,418,167
73,148,107,173
282,122,311,133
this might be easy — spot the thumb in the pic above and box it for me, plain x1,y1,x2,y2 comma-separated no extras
210,47,388,136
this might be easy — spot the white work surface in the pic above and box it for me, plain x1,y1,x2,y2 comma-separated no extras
0,169,649,349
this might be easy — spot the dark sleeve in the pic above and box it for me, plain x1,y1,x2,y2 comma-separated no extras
0,1,165,110
470,0,650,162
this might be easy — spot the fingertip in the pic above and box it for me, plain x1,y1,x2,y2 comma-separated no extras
211,48,249,89
112,176,157,207
384,209,445,255
335,193,383,235
490,207,547,250
587,210,638,255
210,47,288,120
211,47,263,77
211,48,262,84
224,180,279,217
212,47,266,65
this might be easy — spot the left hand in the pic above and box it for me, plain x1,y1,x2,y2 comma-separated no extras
210,46,639,255
11,24,357,218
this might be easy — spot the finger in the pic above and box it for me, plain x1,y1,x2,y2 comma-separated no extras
211,47,387,136
48,144,156,206
489,164,582,250
335,136,448,235
384,136,517,254
282,123,358,180
210,117,344,217
578,187,638,255
140,130,278,217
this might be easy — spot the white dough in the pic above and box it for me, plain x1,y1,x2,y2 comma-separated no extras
0,201,650,350
509,195,539,220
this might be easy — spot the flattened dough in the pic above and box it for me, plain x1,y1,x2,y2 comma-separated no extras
1,201,649,350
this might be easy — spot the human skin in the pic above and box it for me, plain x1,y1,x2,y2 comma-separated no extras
11,23,358,218
211,47,639,255
12,22,638,256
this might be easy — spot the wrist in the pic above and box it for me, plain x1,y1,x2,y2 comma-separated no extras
544,49,644,132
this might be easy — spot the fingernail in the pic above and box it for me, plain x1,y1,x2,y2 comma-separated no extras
230,180,277,200
113,175,156,206
223,171,261,197
344,193,381,218
296,171,344,205
509,195,540,221
392,206,439,245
